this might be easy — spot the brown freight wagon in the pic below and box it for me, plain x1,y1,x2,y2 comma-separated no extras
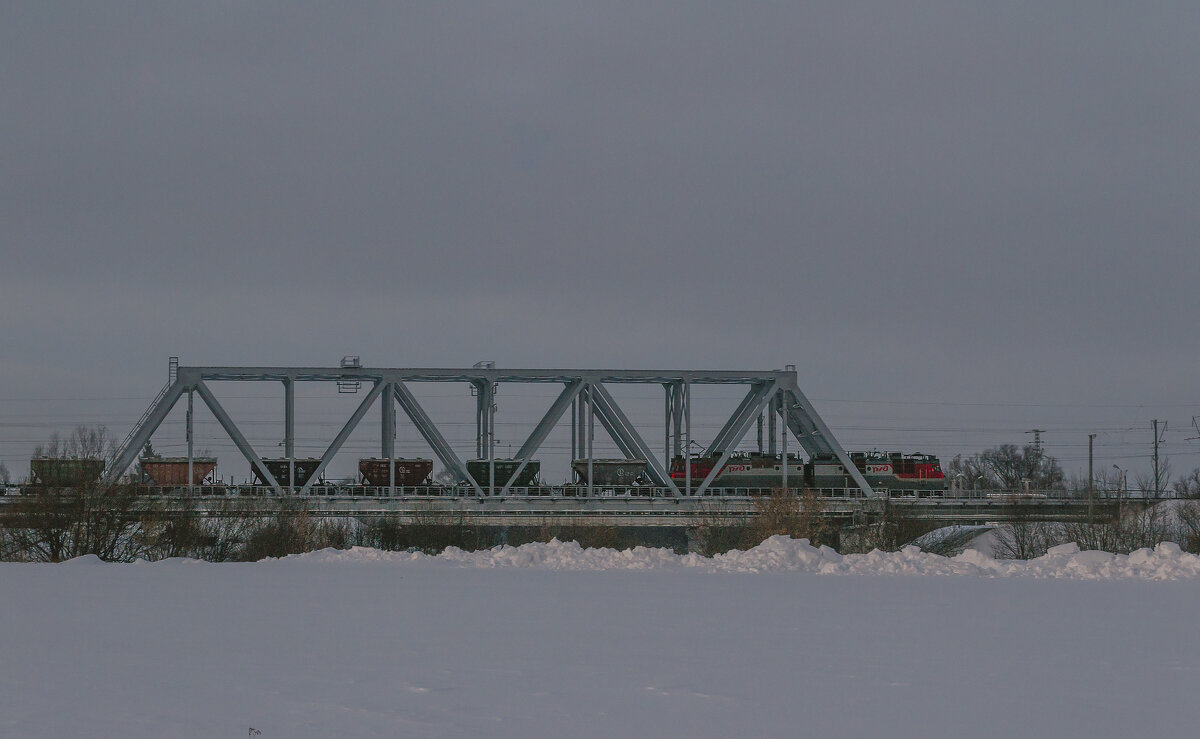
358,458,433,486
140,457,218,485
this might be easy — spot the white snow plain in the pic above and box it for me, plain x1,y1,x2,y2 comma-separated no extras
3,537,1200,738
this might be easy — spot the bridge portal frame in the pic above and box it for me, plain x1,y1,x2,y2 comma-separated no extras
103,364,875,496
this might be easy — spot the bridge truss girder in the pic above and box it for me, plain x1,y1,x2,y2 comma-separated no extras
103,365,874,496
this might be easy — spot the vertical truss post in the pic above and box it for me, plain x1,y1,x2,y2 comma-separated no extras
663,383,672,471
576,389,587,463
768,394,778,456
284,377,295,492
299,380,385,495
381,381,395,458
193,381,283,494
474,380,485,459
186,389,194,492
587,383,594,498
381,382,395,494
684,380,691,495
393,382,482,496
694,382,778,496
473,379,496,494
570,393,578,461
671,382,683,460
782,392,789,492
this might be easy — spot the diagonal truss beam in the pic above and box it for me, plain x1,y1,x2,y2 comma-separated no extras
393,381,482,495
299,380,386,494
694,382,778,495
500,380,585,495
588,383,680,495
102,380,188,485
780,383,874,496
706,386,761,454
193,381,283,494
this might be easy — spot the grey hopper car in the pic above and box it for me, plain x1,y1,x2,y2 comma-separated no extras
571,458,648,485
466,459,540,487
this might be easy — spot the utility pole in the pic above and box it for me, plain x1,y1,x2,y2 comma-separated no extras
1087,433,1096,525
1026,429,1046,455
1152,419,1165,498
1026,429,1047,488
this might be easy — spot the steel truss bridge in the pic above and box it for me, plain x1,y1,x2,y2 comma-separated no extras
105,361,874,496
88,361,1131,526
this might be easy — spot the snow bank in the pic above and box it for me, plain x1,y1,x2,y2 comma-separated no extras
281,535,1200,580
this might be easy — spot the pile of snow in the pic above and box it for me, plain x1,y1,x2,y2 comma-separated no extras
8,538,1200,737
282,535,1200,580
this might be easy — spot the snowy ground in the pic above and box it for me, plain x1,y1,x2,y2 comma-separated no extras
3,538,1200,738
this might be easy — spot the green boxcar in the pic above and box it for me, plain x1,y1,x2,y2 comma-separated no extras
30,458,105,487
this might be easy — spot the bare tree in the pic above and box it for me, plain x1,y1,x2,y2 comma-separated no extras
1173,468,1200,499
1173,501,1200,552
948,443,1065,492
33,425,116,460
991,502,1064,559
1056,501,1174,555
1134,462,1172,499
0,483,156,562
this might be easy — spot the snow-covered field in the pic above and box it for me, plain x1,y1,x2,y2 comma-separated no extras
4,538,1200,738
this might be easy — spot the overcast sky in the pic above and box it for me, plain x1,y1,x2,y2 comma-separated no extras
3,2,1199,483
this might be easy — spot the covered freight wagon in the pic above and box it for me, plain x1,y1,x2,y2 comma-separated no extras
253,458,322,487
571,458,648,485
140,457,217,485
358,458,433,486
466,459,540,487
29,458,105,487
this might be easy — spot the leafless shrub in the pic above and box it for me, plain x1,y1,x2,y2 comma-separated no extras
837,502,940,554
1055,501,1174,555
993,520,1061,560
1173,501,1200,553
238,503,351,561
33,425,116,460
354,507,488,554
689,489,838,556
1173,468,1200,499
0,484,156,562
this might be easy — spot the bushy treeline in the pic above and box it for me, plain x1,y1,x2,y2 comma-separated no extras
0,487,847,562
0,488,359,563
5,485,1198,562
991,501,1200,559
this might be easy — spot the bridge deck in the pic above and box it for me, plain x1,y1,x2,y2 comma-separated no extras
1,487,1131,526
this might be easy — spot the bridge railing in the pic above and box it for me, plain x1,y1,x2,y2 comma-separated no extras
9,482,1153,503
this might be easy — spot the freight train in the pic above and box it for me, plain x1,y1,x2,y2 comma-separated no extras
12,449,946,496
